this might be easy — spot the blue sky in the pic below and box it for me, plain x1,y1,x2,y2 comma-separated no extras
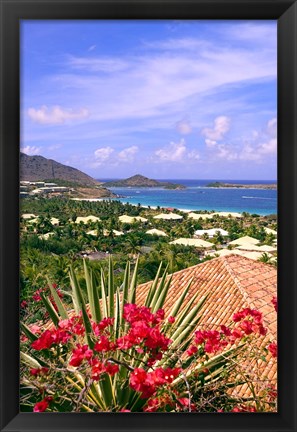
21,20,277,180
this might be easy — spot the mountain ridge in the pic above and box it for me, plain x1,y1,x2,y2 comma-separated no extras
103,174,185,189
20,153,99,186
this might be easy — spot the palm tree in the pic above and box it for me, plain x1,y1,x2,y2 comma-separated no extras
124,236,142,257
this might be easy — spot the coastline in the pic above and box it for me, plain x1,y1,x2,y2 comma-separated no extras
70,198,277,216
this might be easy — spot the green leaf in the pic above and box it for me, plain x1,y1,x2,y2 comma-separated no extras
46,276,68,319
69,265,94,348
168,279,192,318
20,322,38,342
120,261,130,327
153,275,172,312
128,257,139,304
169,300,206,348
69,266,81,314
144,262,163,307
108,256,114,318
98,374,115,409
91,268,101,323
40,292,59,327
150,265,169,311
20,352,42,369
114,289,121,339
100,269,108,318
83,259,101,323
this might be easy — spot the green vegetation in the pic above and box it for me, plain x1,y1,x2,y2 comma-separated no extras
20,258,277,412
20,197,277,307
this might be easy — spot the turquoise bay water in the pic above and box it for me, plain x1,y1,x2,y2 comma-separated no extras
97,179,277,215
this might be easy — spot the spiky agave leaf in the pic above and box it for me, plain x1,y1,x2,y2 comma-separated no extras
46,276,68,320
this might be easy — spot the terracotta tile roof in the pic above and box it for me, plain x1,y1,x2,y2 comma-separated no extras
41,254,277,402
135,255,277,399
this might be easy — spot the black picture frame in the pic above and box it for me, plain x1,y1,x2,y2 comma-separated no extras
0,0,296,431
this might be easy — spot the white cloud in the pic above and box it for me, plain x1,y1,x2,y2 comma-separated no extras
49,27,276,124
87,45,96,52
94,146,114,164
205,139,217,148
118,146,138,162
201,116,230,141
175,120,192,135
67,56,129,73
209,117,277,163
258,138,277,155
267,117,277,136
144,38,209,51
28,106,89,125
188,150,200,160
238,144,261,161
47,144,62,151
216,144,237,161
21,145,41,155
155,139,186,162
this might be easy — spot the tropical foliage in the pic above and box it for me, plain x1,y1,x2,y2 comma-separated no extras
20,258,277,413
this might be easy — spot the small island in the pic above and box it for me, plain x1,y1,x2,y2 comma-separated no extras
103,174,186,190
206,182,277,190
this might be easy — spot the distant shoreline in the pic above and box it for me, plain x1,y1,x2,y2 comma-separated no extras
206,182,277,190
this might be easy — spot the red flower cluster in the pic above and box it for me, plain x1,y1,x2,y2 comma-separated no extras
32,288,45,302
91,359,119,380
268,342,277,358
272,296,278,312
232,307,267,336
231,405,257,412
144,395,173,412
30,367,49,376
69,344,93,367
129,367,180,399
32,284,63,305
116,304,171,366
123,304,164,326
31,328,71,351
193,329,229,354
266,384,277,401
92,317,114,335
218,405,257,413
176,397,196,412
187,307,268,357
33,396,53,413
94,335,115,352
59,315,85,336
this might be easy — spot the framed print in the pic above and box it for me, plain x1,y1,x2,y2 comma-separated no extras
0,0,296,431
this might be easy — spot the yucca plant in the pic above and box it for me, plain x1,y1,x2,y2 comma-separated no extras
20,257,248,412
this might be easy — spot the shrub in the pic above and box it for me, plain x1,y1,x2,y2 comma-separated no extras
20,258,277,412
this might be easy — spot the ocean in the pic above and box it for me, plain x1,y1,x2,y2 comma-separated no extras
96,179,277,215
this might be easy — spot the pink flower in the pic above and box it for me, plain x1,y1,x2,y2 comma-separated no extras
91,360,105,381
31,328,71,351
33,399,49,412
272,296,278,312
29,324,41,334
30,367,49,376
130,368,148,392
168,316,175,324
104,362,119,376
268,342,277,358
69,344,93,367
94,335,114,352
93,318,114,335
186,345,198,356
31,330,54,350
